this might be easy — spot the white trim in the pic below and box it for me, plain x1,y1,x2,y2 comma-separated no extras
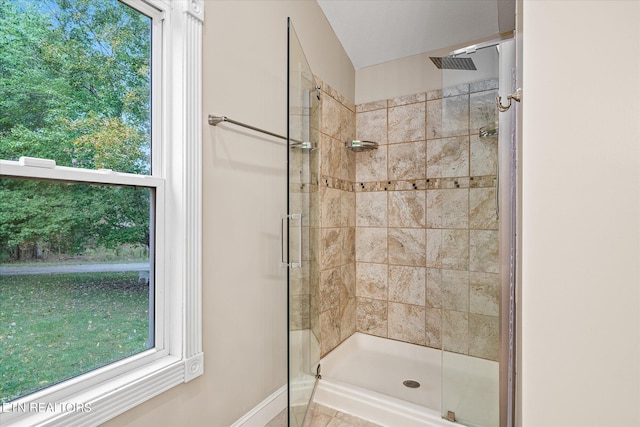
231,385,288,427
0,0,203,425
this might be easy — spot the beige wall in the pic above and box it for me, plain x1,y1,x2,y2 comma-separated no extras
520,1,640,426
103,2,354,426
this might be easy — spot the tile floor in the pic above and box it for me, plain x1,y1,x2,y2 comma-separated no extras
266,403,382,427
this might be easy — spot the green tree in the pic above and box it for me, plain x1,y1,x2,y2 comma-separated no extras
0,0,152,261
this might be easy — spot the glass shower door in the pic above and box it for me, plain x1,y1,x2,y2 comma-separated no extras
439,40,516,427
287,18,320,427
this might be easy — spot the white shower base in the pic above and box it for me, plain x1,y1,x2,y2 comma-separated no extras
313,333,498,427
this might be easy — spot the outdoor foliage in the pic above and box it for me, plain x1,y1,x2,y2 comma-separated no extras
0,0,152,261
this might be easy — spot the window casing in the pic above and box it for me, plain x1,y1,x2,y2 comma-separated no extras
0,0,203,425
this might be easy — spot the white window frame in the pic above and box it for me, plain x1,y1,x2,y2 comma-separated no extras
0,1,203,425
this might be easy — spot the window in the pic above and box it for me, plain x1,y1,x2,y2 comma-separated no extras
0,1,203,425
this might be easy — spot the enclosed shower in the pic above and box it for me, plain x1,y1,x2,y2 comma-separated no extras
287,18,516,427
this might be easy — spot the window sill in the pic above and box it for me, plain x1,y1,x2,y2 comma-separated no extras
1,353,204,427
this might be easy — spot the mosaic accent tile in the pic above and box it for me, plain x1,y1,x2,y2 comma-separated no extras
442,94,469,137
469,313,499,361
426,136,469,178
388,228,426,266
442,310,469,354
469,187,498,230
426,99,442,140
470,134,497,177
388,190,426,228
441,269,470,312
426,188,469,229
355,227,388,263
388,265,426,306
425,307,442,348
388,140,426,180
356,192,387,227
356,262,388,300
388,92,426,107
470,271,499,317
469,175,496,188
388,302,426,345
470,230,498,273
356,297,388,337
388,102,426,143
356,108,388,145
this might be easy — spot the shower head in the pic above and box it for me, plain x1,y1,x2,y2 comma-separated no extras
345,140,378,152
479,123,499,138
429,56,477,71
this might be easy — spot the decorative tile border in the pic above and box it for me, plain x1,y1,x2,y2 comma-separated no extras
311,175,497,193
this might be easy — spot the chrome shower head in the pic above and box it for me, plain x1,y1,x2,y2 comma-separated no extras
345,140,378,151
429,56,477,70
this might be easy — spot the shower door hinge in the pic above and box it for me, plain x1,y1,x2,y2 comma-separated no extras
315,364,322,380
315,85,321,100
497,88,522,112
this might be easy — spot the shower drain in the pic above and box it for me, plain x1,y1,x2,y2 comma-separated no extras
402,380,420,389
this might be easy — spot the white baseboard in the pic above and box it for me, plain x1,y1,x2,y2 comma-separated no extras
231,385,287,427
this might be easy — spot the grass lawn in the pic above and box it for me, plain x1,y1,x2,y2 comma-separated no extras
0,272,151,404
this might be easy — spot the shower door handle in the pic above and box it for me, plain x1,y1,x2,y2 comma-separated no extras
280,213,302,269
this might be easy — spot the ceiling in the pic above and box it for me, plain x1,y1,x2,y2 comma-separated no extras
317,0,513,70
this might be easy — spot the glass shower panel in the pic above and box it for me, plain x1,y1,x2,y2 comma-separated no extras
287,18,320,427
439,46,501,427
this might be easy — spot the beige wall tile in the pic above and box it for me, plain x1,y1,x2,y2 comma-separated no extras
356,297,388,337
388,141,426,180
426,268,443,309
341,147,356,183
470,272,499,317
389,190,425,228
470,134,497,177
426,99,442,140
388,92,426,107
442,310,469,354
425,307,442,348
320,266,342,312
340,297,357,341
442,94,469,137
355,227,388,263
426,136,469,178
388,102,426,143
469,314,499,361
320,133,340,178
356,262,388,300
470,90,498,136
441,269,469,312
426,229,469,270
426,189,469,229
343,227,356,265
320,187,342,228
469,188,498,230
356,145,387,182
320,307,341,356
357,100,387,113
469,230,498,273
388,302,426,345
289,294,310,330
356,108,387,145
341,263,356,299
321,228,343,269
388,228,426,266
342,190,356,227
389,266,426,306
356,192,387,227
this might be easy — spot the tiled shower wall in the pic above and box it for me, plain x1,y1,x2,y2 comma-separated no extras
311,78,357,357
354,80,500,361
